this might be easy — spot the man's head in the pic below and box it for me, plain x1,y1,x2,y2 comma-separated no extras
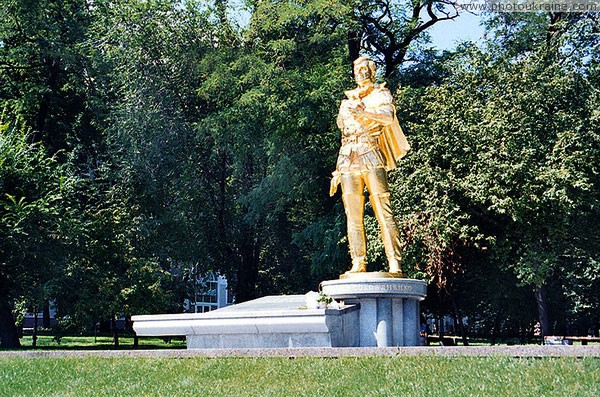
353,56,376,87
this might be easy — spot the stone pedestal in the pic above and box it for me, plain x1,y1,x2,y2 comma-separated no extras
133,295,360,349
320,277,427,347
132,279,427,349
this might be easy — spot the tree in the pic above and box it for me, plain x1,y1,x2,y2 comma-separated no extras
0,117,75,347
51,182,177,346
92,0,352,302
0,0,184,346
349,0,459,80
393,13,599,338
0,0,102,156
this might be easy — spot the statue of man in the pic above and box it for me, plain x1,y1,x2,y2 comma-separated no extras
330,56,410,275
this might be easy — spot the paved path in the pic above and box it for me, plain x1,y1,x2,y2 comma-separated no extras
1,346,599,358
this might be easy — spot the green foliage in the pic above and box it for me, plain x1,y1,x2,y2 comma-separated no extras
0,0,101,154
0,117,75,303
393,15,599,334
90,0,353,301
51,187,177,333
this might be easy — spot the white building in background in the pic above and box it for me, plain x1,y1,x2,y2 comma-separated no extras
183,272,232,313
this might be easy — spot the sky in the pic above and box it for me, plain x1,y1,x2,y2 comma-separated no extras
228,3,488,52
428,12,487,50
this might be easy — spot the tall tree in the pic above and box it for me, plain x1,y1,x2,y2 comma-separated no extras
94,0,351,302
350,0,459,80
393,13,599,337
0,118,75,347
0,0,103,156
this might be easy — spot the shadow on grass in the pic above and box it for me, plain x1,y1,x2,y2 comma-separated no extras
2,335,186,351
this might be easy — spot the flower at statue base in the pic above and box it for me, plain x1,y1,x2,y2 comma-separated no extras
305,291,342,309
317,292,333,309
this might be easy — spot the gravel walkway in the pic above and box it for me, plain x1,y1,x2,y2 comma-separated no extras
1,345,598,358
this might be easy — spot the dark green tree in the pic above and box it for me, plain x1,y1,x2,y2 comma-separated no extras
393,13,599,338
0,118,76,347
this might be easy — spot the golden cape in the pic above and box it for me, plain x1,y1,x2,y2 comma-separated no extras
379,113,410,171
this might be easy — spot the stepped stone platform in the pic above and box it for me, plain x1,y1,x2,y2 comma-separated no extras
132,295,360,349
133,278,428,349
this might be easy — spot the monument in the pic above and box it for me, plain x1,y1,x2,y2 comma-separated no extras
132,56,426,348
322,56,426,346
329,56,409,276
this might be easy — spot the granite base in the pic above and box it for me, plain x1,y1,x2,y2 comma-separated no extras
320,277,427,347
132,295,359,349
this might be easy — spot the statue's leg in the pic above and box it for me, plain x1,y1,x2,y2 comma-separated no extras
365,168,402,274
341,172,367,272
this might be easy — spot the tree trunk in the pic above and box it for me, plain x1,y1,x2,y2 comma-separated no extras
452,307,469,346
111,313,119,348
534,285,550,338
235,230,260,303
34,57,60,144
0,299,21,348
126,315,139,348
447,292,469,346
32,305,38,348
43,300,51,329
347,30,361,75
491,314,501,345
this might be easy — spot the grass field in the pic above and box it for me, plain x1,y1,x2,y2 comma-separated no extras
15,334,541,350
0,355,598,396
16,335,186,350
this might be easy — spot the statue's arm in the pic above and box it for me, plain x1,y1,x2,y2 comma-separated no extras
337,109,344,130
352,90,395,126
358,105,394,126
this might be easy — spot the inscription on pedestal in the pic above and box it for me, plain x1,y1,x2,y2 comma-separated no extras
321,278,427,300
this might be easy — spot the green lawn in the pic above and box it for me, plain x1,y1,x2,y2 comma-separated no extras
0,356,597,396
16,335,186,350
16,334,540,350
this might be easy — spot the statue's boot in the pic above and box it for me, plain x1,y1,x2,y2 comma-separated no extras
388,259,403,276
346,258,367,273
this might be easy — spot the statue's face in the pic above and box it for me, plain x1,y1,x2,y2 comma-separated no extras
354,62,373,86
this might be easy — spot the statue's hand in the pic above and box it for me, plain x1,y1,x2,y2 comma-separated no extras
349,102,365,115
329,171,341,196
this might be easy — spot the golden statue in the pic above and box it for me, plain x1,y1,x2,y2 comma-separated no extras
330,56,410,277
